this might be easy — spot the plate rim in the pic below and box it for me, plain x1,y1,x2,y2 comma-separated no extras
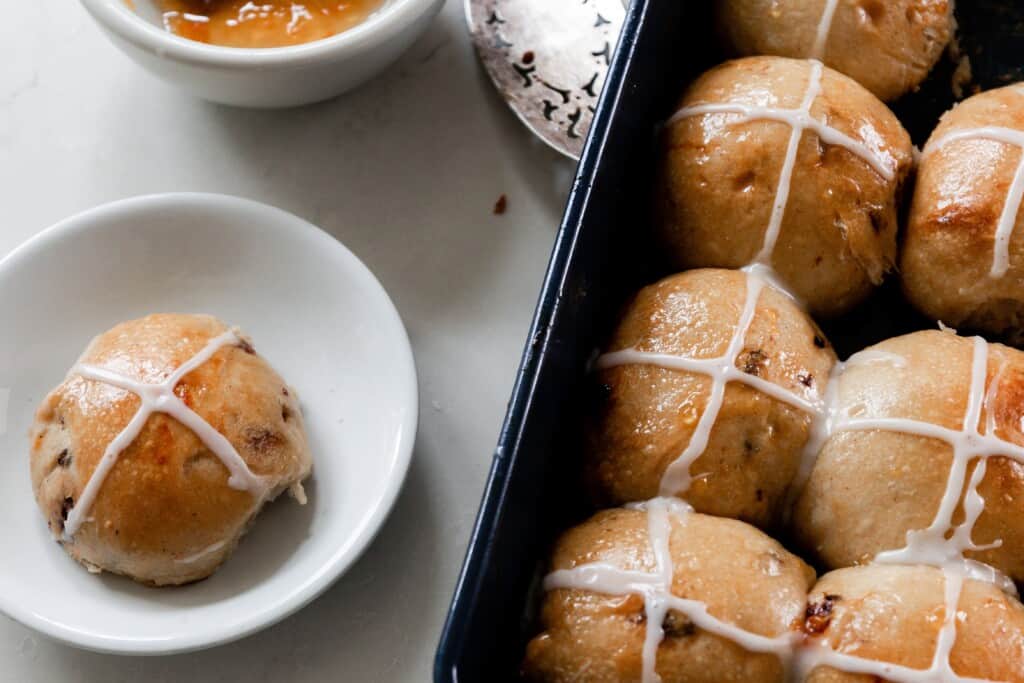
0,192,419,655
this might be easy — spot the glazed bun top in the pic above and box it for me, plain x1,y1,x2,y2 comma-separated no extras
715,0,954,101
546,506,813,641
658,57,914,317
587,268,835,526
802,564,1024,681
30,313,312,585
793,329,1024,584
902,84,1024,342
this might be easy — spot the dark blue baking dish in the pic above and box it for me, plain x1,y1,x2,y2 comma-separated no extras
435,2,1024,681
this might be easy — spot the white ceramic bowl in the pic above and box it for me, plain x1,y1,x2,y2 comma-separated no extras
0,194,418,653
79,0,445,107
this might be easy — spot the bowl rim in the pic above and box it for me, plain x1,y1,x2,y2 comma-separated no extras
0,193,420,654
78,0,442,69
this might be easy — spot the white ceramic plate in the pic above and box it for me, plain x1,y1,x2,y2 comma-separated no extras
0,194,417,654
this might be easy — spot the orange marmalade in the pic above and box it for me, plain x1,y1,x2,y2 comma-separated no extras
157,1,385,48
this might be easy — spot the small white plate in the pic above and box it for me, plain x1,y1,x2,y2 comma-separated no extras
0,194,418,654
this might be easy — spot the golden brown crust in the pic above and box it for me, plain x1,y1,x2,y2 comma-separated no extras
802,565,1024,682
902,85,1024,343
30,313,312,586
656,57,914,317
521,508,814,683
715,0,953,102
586,269,836,528
793,330,1024,581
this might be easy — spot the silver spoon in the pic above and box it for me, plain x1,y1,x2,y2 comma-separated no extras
466,0,626,160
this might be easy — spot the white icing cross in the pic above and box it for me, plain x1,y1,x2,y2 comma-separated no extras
599,268,823,496
837,338,1010,571
925,126,1024,278
668,59,897,267
62,330,266,541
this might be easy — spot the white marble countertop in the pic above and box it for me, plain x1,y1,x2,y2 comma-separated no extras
0,1,572,679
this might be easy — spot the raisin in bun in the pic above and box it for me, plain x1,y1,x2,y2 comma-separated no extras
793,330,1024,583
586,268,836,529
522,505,813,683
902,85,1024,344
657,57,914,317
715,0,953,102
30,313,312,586
801,564,1024,681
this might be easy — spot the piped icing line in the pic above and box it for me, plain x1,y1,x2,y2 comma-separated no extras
666,102,896,182
785,359,844,519
925,126,1024,278
810,0,840,60
62,330,266,541
597,350,822,414
175,540,227,565
763,59,823,263
785,349,912,521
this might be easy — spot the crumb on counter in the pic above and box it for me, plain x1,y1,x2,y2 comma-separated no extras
494,194,508,215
